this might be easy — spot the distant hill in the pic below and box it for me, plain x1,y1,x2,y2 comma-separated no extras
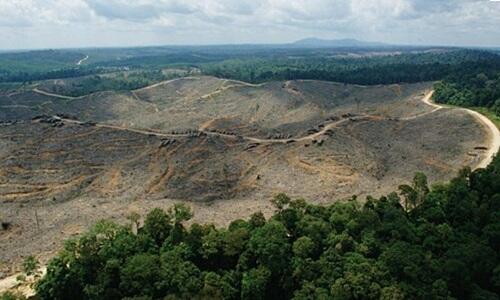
291,37,388,48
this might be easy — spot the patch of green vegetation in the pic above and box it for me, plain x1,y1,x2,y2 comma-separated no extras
0,82,23,92
0,50,96,83
200,49,500,85
3,47,500,88
0,50,83,72
39,71,180,97
35,157,500,299
0,292,26,300
433,70,500,117
469,107,500,129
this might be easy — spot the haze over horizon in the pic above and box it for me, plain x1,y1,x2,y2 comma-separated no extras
0,0,499,50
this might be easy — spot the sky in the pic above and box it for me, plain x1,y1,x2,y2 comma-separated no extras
0,0,499,50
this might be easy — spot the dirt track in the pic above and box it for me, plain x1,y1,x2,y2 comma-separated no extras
466,110,500,168
58,89,498,165
61,114,367,144
32,76,258,102
421,91,500,169
32,88,78,100
400,91,441,120
76,55,89,66
134,76,199,91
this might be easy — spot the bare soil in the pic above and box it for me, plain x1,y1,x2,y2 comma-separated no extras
0,77,491,277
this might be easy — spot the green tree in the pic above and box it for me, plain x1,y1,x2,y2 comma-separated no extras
159,244,202,297
120,254,161,297
168,203,193,224
22,255,39,277
36,257,84,300
249,212,266,228
247,221,291,274
0,292,26,300
241,267,271,300
32,156,500,300
271,193,291,211
293,236,316,259
399,172,429,211
143,208,172,246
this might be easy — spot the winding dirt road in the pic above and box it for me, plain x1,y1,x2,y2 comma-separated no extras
420,91,500,169
134,76,199,91
60,116,359,144
32,88,78,100
32,77,200,100
467,110,500,169
30,83,500,168
400,91,442,121
40,89,500,165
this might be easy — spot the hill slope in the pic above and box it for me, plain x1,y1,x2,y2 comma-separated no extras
0,76,492,276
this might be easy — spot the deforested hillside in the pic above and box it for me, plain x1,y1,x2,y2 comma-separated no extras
2,76,431,130
0,77,486,205
131,77,433,136
0,77,493,276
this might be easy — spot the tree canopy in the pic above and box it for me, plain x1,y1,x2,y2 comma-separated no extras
431,50,500,116
31,156,500,299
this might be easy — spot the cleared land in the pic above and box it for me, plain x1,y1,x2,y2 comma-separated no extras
0,76,493,277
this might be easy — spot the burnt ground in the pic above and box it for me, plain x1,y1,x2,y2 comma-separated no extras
0,77,489,276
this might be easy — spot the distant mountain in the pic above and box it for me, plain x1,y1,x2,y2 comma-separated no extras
291,38,388,48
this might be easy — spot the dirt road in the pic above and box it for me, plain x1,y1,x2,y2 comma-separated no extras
134,76,199,91
76,55,89,66
60,114,371,145
400,91,442,120
32,77,199,100
463,109,500,169
55,89,498,159
32,88,78,100
32,83,498,168
419,91,500,170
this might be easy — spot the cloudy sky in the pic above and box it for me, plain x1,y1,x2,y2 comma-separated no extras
0,0,499,50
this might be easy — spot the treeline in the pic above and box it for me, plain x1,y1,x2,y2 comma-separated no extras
0,67,104,84
3,48,500,88
0,50,98,83
41,71,173,97
200,49,500,85
30,156,500,299
433,72,500,116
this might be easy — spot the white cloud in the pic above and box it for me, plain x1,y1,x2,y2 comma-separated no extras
0,0,498,49
84,0,197,21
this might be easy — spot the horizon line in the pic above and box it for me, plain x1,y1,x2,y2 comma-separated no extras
0,38,498,53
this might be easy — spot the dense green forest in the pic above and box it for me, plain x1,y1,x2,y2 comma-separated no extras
21,156,499,300
40,71,173,97
0,50,97,83
433,72,500,116
67,72,167,96
0,50,84,72
0,65,103,84
2,47,500,88
200,49,500,85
